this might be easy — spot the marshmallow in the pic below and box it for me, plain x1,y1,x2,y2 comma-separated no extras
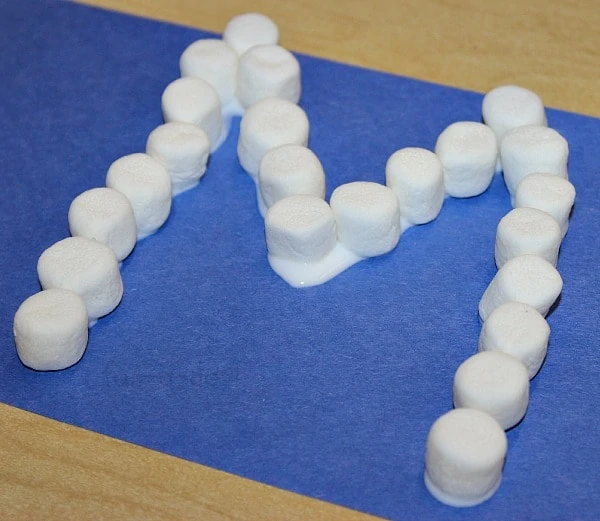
161,77,223,151
37,237,123,323
435,121,498,198
237,44,301,109
515,172,576,238
495,207,562,268
258,144,325,217
179,39,238,106
479,301,550,379
425,408,507,507
500,125,569,200
330,182,400,258
106,153,172,240
385,147,444,230
453,351,530,430
265,195,362,288
479,254,563,321
238,97,309,180
265,195,336,263
223,13,279,56
68,187,137,262
482,85,547,144
13,289,89,371
146,122,210,196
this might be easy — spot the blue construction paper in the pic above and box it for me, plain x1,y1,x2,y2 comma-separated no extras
1,1,599,519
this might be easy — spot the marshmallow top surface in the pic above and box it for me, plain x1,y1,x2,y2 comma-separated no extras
455,351,529,390
14,288,88,339
436,121,498,157
428,408,507,468
106,153,172,194
330,181,398,212
503,254,563,289
260,144,323,178
501,125,569,159
240,43,297,70
69,187,133,222
223,12,279,56
179,38,237,74
266,195,333,235
161,77,221,121
146,122,210,170
516,172,576,206
482,85,547,138
241,97,309,138
239,44,299,78
497,206,561,242
484,302,550,345
38,237,118,282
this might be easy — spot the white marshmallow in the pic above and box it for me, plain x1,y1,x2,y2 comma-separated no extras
500,125,569,201
479,254,563,321
515,172,576,238
68,187,137,262
425,408,507,507
146,122,210,196
161,77,223,151
179,39,238,106
453,351,530,430
258,144,325,217
479,301,550,379
237,44,301,109
482,85,547,144
106,153,172,240
495,207,562,268
223,13,279,56
14,289,89,371
330,182,400,258
435,121,498,198
37,237,123,323
385,147,444,231
265,195,336,263
238,97,309,180
265,195,362,288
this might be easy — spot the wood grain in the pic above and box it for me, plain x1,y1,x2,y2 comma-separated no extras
4,1,598,519
75,0,600,117
0,404,382,521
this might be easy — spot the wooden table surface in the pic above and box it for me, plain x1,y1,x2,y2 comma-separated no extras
3,1,598,519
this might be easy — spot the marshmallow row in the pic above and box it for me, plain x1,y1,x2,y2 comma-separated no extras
251,83,573,295
14,12,292,371
425,85,575,508
265,182,400,287
251,115,496,287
